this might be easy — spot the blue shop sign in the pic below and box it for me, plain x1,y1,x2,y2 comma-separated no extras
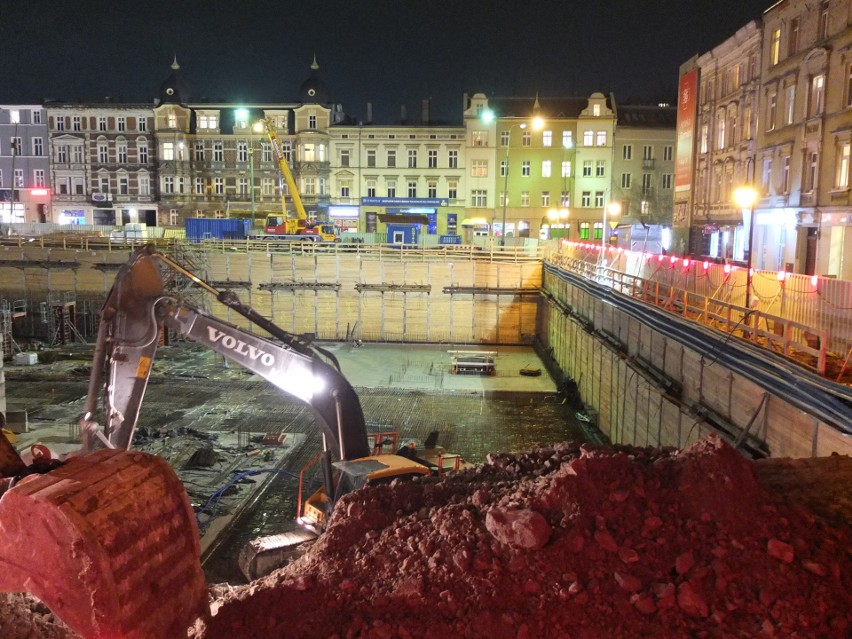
361,197,448,207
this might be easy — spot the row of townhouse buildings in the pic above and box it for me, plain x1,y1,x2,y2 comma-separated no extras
677,0,852,278
0,58,676,246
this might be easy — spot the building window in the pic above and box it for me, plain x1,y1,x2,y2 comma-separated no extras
595,161,605,177
789,17,800,55
448,149,458,168
785,85,796,125
562,131,573,148
237,177,248,196
194,177,204,195
199,115,217,129
500,159,507,177
139,174,150,196
32,110,41,124
767,92,777,131
770,28,781,65
662,174,673,189
810,74,825,116
541,191,550,207
501,130,510,147
367,149,376,167
13,169,22,187
193,142,204,161
138,117,147,132
117,117,126,132
583,130,593,146
408,149,417,168
579,222,591,239
622,144,632,160
56,116,65,131
595,191,605,207
762,158,772,194
583,161,592,177
366,180,376,197
339,149,350,167
98,116,107,131
164,176,174,194
56,146,67,163
470,189,487,207
117,143,127,163
447,180,458,199
542,130,552,147
387,150,396,167
471,131,487,147
213,142,224,162
98,144,109,163
303,177,316,195
167,113,177,128
162,142,174,161
521,160,531,177
818,0,829,40
118,175,129,195
663,145,673,161
806,151,818,192
308,114,317,129
407,181,417,197
522,131,531,147
72,116,82,131
560,191,570,206
542,160,552,177
471,159,488,177
621,173,632,189
700,124,709,154
846,64,852,108
34,169,45,187
387,180,396,197
32,137,43,155
596,131,607,146
581,191,591,207
339,180,351,198
428,149,437,168
781,156,790,193
427,181,437,198
561,161,571,178
262,178,274,195
214,178,224,195
520,191,530,207
237,141,248,163
139,143,148,164
837,142,850,189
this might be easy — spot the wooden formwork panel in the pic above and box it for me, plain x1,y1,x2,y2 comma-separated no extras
450,297,474,343
206,253,229,280
662,338,685,385
292,255,317,282
473,262,494,289
699,365,735,422
678,348,706,408
495,297,521,344
382,292,405,341
225,254,252,282
519,298,539,341
473,295,499,342
381,261,405,285
316,256,338,283
406,292,429,341
359,292,383,341
46,268,76,292
316,292,338,339
359,260,383,285
429,293,453,342
763,397,818,458
815,423,852,456
267,254,291,284
338,256,361,294
451,262,475,288
22,269,48,297
660,396,684,448
270,292,297,330
293,291,317,335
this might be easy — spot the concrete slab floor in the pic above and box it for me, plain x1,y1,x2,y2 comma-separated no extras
2,341,601,584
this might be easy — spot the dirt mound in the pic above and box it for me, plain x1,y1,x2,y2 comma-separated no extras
202,436,851,638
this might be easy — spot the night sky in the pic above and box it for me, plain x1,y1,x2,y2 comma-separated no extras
1,0,771,123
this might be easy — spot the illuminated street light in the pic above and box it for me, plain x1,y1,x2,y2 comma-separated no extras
500,116,544,246
733,185,758,309
600,199,621,264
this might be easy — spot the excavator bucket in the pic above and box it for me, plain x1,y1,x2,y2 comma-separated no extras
0,449,210,638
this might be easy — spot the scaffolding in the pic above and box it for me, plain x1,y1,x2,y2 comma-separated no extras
41,292,86,346
1,299,26,359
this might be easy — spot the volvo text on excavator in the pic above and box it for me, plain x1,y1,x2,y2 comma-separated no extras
0,244,463,639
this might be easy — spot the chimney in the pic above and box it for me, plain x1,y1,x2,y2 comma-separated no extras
366,102,372,123
400,104,407,123
421,99,430,125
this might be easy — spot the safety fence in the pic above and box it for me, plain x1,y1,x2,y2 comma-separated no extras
546,242,852,381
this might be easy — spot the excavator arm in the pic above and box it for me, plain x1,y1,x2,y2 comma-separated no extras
81,244,370,461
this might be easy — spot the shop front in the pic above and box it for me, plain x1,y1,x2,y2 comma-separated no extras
360,197,462,239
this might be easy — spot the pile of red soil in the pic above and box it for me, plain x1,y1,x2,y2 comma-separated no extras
201,436,850,638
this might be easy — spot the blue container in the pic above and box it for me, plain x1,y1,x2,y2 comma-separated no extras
185,218,251,242
386,224,419,244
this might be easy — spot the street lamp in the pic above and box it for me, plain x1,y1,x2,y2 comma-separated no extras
500,116,545,246
250,120,265,231
733,185,758,309
601,199,621,263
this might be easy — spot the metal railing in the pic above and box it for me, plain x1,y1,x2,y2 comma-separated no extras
547,243,852,381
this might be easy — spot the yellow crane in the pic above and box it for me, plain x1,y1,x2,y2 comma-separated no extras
257,117,337,242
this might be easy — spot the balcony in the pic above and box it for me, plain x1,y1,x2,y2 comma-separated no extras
642,159,655,170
